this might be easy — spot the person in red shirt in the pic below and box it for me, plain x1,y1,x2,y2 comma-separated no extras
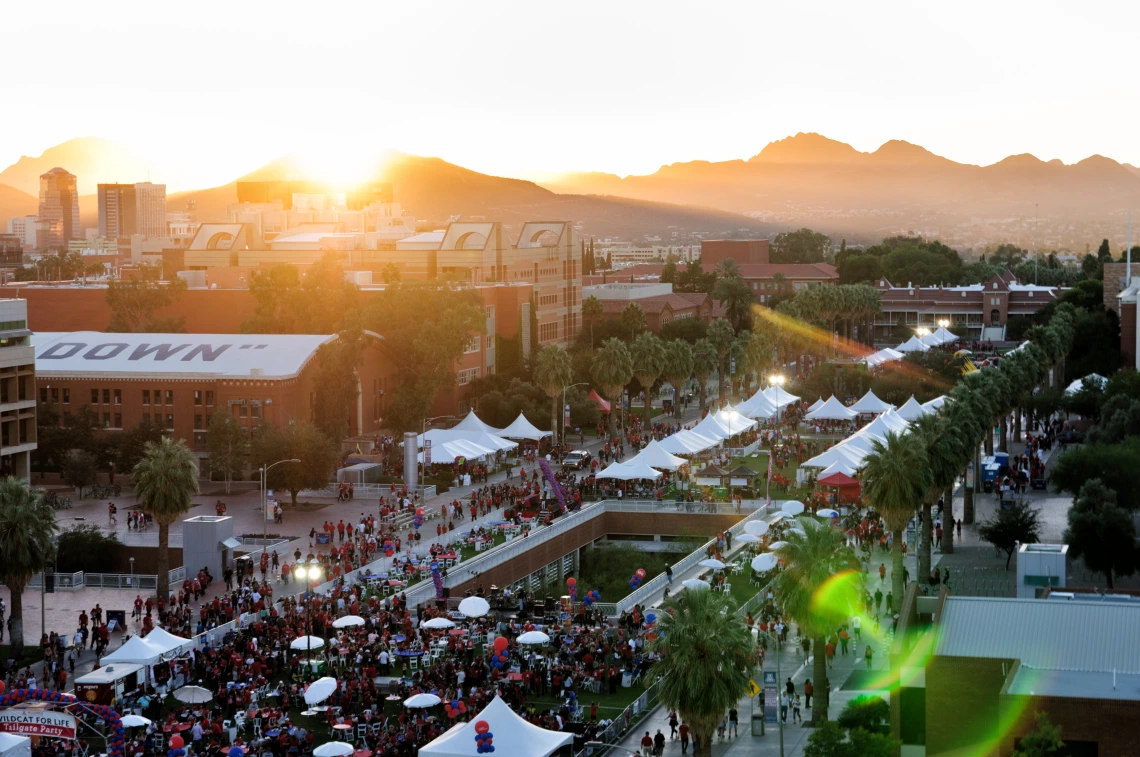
825,639,836,667
678,723,691,755
640,732,653,757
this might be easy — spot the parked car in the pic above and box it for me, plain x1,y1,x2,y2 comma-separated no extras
561,450,593,470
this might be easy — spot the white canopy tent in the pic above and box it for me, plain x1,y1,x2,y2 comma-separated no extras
714,407,759,434
101,634,166,665
415,428,517,453
627,439,687,471
862,348,905,368
806,398,825,413
658,429,719,455
895,396,929,421
1064,374,1108,395
805,396,858,422
595,460,664,481
736,388,779,419
764,385,801,409
499,412,553,439
849,390,894,414
803,442,869,469
878,409,912,432
0,734,31,757
451,410,505,436
895,336,930,353
817,459,858,479
691,413,733,441
922,395,949,412
143,627,193,657
418,439,496,464
418,696,574,757
926,326,958,345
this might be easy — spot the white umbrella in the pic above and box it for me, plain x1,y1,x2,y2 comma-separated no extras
682,579,711,591
120,716,151,728
735,534,762,544
303,677,339,705
290,635,326,651
781,501,806,516
768,512,788,523
751,554,778,573
816,508,839,519
332,615,365,629
314,743,355,757
458,596,490,618
744,520,770,536
767,541,789,550
422,617,455,630
173,686,212,704
403,693,442,709
699,558,726,570
517,631,551,645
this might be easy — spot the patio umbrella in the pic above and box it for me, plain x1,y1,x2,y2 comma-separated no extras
304,677,339,705
422,618,455,630
173,686,212,704
767,541,789,550
751,554,778,573
816,508,839,519
781,501,806,516
682,579,711,591
120,716,151,728
314,743,355,757
403,694,442,709
517,631,551,645
744,520,770,536
735,534,762,544
699,559,726,570
458,597,490,618
290,635,326,651
332,615,365,629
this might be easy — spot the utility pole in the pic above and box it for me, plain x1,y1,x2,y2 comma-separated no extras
1034,203,1039,285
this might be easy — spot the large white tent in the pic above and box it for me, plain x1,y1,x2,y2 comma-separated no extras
714,406,759,434
451,410,505,436
417,428,517,453
0,733,31,757
807,398,825,412
764,385,801,408
878,409,911,433
419,439,496,464
627,439,687,471
499,412,553,439
101,635,166,665
924,326,958,346
143,627,193,657
1064,374,1108,396
803,441,871,469
862,348,905,368
896,336,930,353
657,429,719,455
418,696,573,757
736,388,778,419
849,390,894,414
805,396,857,421
922,395,949,412
895,396,929,421
691,412,733,441
596,460,664,480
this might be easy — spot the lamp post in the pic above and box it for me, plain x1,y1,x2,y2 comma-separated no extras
561,383,588,446
294,561,323,665
261,459,301,546
766,375,785,505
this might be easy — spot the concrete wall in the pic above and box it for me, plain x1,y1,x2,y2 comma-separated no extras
926,655,1016,756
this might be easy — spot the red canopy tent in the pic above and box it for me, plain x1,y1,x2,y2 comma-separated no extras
818,470,861,503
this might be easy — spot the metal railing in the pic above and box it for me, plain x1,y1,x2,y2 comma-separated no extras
579,679,663,757
297,483,438,500
23,566,185,591
115,532,184,547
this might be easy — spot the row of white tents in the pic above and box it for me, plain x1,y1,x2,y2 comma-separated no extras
411,411,554,464
800,394,948,474
861,326,960,366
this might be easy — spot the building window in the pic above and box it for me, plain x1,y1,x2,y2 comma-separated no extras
91,389,99,404
251,400,262,419
538,323,559,343
195,414,204,430
239,403,248,418
464,336,480,354
103,389,110,404
990,309,1000,327
62,388,69,404
103,412,111,428
113,413,122,429
164,390,172,405
166,414,174,430
113,389,121,405
458,367,481,386
206,391,214,406
143,413,150,424
39,388,47,403
143,390,150,405
194,390,203,406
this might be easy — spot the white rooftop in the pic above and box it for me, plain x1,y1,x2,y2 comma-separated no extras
34,332,335,380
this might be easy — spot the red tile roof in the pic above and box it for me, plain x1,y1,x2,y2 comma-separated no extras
736,263,838,279
599,293,708,315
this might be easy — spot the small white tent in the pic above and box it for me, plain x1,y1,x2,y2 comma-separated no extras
0,733,31,757
922,395,949,412
627,439,687,471
849,390,894,414
763,385,801,408
143,627,193,657
807,398,825,412
418,696,573,757
862,348,904,367
451,410,505,436
101,635,166,665
596,460,664,480
895,396,929,421
658,429,719,455
895,336,930,353
927,326,958,345
805,396,857,421
715,407,759,434
803,443,868,469
1064,374,1108,396
416,429,517,453
736,388,778,419
499,413,553,439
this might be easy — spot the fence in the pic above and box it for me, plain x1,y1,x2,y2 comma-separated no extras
115,532,184,548
297,483,437,500
578,679,662,757
24,566,185,592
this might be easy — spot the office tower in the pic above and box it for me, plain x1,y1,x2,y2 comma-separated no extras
98,182,167,239
38,168,81,249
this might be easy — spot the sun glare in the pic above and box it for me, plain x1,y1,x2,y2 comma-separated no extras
295,144,393,189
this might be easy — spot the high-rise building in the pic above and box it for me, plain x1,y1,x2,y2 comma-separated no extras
37,168,81,249
98,182,167,239
5,216,38,248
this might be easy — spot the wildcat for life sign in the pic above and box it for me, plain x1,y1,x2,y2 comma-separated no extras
0,710,77,739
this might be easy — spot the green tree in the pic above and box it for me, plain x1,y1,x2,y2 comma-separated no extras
862,431,930,603
645,589,755,757
56,525,124,574
691,339,717,412
1081,253,1101,279
772,228,831,263
630,332,666,427
207,411,246,493
582,295,604,348
1063,478,1137,588
659,317,708,343
978,500,1044,569
660,260,677,284
591,339,633,436
836,695,890,735
132,437,200,603
251,422,339,504
661,340,694,417
112,418,167,473
106,277,188,333
1013,712,1066,757
381,263,401,284
1097,238,1112,261
712,272,754,330
533,344,573,440
242,254,360,334
772,516,860,722
621,302,646,339
675,260,716,293
0,479,58,657
61,450,99,497
243,264,304,333
707,318,736,407
312,321,365,442
1050,440,1140,511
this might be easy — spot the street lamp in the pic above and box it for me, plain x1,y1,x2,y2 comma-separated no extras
937,318,950,329
766,375,786,505
293,561,323,664
561,383,588,446
916,326,930,337
261,459,301,546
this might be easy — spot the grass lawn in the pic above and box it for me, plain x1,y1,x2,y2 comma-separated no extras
457,531,509,562
528,681,648,714
729,452,805,499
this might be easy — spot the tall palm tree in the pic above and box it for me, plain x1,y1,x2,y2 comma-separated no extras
911,415,968,577
645,590,755,757
621,302,646,339
133,437,200,602
707,318,736,407
0,478,58,657
630,332,666,428
591,338,634,436
861,431,931,605
581,295,604,348
714,258,741,279
533,343,573,440
691,339,718,413
737,329,773,398
661,340,694,417
712,275,754,331
772,517,860,723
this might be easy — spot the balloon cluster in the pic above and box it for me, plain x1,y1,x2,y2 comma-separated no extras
566,576,577,603
489,637,510,668
628,568,647,589
413,507,425,530
444,698,468,719
382,540,395,557
537,459,568,513
645,612,657,627
168,734,186,757
474,720,495,753
430,560,444,600
229,748,244,757
581,589,601,607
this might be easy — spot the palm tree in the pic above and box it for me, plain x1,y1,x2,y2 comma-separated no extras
133,437,200,602
591,338,634,436
661,340,694,417
0,478,58,657
712,274,754,331
707,318,736,407
645,589,755,757
772,517,861,723
714,258,741,279
582,295,604,348
691,339,718,413
533,343,572,440
861,431,931,605
911,415,968,577
630,332,666,428
621,302,646,339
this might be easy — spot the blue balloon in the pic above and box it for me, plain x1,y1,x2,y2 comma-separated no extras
231,747,245,757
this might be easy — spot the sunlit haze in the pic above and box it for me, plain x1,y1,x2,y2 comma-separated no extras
4,0,1140,190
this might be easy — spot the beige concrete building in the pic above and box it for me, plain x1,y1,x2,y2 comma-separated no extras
0,299,37,479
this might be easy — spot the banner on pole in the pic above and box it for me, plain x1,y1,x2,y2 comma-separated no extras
0,710,77,739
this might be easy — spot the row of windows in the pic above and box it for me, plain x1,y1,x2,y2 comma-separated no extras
538,293,560,306
0,320,27,331
538,322,559,343
457,367,481,386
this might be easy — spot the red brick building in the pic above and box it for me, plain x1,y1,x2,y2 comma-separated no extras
588,284,724,331
700,239,771,266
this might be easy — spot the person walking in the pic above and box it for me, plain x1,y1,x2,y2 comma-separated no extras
653,730,665,756
792,694,802,723
727,707,738,739
668,711,679,740
640,731,653,757
679,722,690,755
803,679,813,709
865,644,875,670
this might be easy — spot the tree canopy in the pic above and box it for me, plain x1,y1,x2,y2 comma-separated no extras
106,277,188,333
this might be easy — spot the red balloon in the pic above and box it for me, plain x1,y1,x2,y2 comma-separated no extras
474,721,490,735
416,508,425,516
493,637,508,652
0,681,6,693
635,568,647,580
170,736,185,749
565,577,576,586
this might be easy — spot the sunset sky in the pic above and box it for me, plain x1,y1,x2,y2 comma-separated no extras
5,0,1140,191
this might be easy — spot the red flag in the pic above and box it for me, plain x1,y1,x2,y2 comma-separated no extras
766,449,774,506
